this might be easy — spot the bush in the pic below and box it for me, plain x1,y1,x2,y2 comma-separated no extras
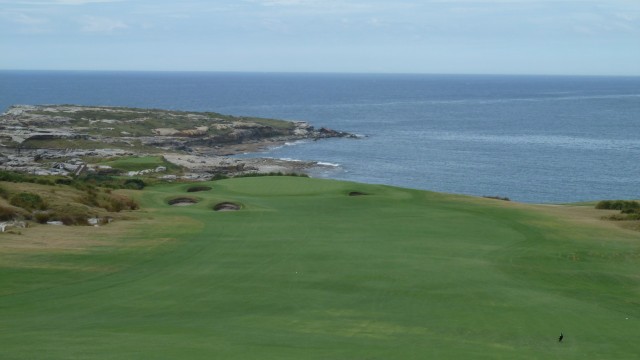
55,178,73,185
79,189,138,212
10,192,47,211
621,208,639,214
35,178,54,186
0,170,29,183
58,214,89,226
0,170,60,185
46,205,93,226
123,179,145,190
72,174,146,190
212,174,229,181
598,199,640,221
0,206,21,221
106,194,139,212
596,200,640,212
0,185,9,199
33,212,52,224
74,173,113,188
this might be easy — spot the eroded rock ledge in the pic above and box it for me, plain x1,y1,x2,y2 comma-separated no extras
0,105,356,179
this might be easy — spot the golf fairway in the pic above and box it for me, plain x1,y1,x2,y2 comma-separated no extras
1,177,638,359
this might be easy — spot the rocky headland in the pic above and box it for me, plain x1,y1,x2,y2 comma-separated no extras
0,105,356,179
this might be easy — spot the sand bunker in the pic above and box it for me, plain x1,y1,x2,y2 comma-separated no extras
213,202,241,211
168,197,199,206
187,186,212,193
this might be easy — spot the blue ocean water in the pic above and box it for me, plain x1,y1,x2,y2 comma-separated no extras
1,71,639,203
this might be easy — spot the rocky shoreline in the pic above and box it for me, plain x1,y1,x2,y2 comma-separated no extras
0,105,357,179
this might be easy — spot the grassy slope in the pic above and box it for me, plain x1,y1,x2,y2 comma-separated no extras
0,177,638,359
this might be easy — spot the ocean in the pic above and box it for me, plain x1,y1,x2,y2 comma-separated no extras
1,71,639,203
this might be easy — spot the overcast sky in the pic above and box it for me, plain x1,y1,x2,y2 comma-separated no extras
1,0,639,75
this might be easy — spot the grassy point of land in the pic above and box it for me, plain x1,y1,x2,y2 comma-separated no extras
97,155,182,173
0,177,638,359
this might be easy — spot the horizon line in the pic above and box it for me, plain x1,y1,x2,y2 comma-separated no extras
1,69,639,78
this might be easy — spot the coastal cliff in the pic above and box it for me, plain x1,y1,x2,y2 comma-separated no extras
0,105,355,178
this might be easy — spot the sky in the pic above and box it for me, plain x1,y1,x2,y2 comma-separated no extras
1,0,639,75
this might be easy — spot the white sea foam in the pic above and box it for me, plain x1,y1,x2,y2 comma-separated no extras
316,161,340,167
284,140,309,146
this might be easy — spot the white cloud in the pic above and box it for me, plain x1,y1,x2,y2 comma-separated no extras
11,13,47,25
260,18,289,32
259,0,306,5
54,0,124,3
0,0,125,4
0,10,51,33
245,0,380,12
250,0,318,6
79,15,128,32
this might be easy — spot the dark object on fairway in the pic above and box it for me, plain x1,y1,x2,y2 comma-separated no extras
483,195,510,201
348,191,368,196
559,333,564,342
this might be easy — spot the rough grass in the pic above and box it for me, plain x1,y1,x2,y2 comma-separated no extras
0,177,639,359
33,107,296,137
20,138,115,150
0,180,138,224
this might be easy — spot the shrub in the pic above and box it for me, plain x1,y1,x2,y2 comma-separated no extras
212,174,229,181
47,205,92,226
81,189,99,207
58,214,88,226
79,189,138,212
10,192,47,211
123,179,145,190
106,194,139,212
74,175,147,190
55,178,73,185
0,170,28,183
33,212,52,224
621,208,639,214
596,200,639,211
35,178,54,186
598,199,640,221
0,185,9,199
0,170,60,185
605,214,630,221
627,213,640,220
0,206,21,221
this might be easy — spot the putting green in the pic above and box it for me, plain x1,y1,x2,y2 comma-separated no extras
1,177,638,359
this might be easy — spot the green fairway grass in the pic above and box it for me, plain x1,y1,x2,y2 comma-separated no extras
1,177,638,359
98,155,180,173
